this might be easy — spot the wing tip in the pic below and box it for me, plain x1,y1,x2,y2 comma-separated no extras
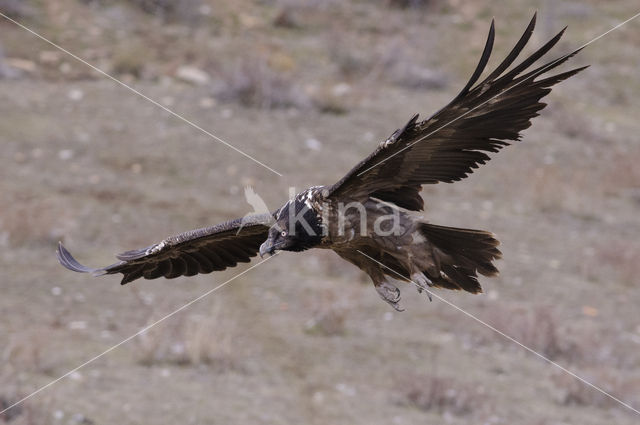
453,16,495,101
487,19,496,47
552,25,568,44
56,241,96,274
527,11,537,32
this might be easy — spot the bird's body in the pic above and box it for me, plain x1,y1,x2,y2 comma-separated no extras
57,14,586,310
256,187,499,310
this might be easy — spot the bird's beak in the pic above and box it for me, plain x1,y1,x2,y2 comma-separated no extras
259,240,275,258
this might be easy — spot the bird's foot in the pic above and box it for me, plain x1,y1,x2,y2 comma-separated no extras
411,272,433,302
375,281,404,311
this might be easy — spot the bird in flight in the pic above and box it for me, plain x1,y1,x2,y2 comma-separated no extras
58,14,586,310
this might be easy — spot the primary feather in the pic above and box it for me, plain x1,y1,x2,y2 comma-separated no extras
327,13,587,211
57,214,272,285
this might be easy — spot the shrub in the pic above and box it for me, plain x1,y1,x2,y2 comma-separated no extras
395,372,484,416
213,58,311,110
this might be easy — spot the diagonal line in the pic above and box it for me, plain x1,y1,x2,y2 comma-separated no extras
0,12,283,177
356,249,640,416
357,10,640,176
0,253,279,416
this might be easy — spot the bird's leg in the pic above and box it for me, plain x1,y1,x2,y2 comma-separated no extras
411,271,433,302
375,281,404,311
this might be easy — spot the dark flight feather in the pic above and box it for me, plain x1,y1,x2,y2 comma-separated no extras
451,19,495,103
327,12,587,211
57,213,272,285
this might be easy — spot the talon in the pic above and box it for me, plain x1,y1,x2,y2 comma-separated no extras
411,272,433,302
375,281,403,311
389,301,405,312
411,272,432,291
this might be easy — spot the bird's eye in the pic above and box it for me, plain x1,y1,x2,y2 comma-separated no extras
281,231,287,237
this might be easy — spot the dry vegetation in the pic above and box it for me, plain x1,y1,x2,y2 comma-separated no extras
394,371,485,416
212,56,312,110
134,299,238,368
1,0,639,424
0,0,33,19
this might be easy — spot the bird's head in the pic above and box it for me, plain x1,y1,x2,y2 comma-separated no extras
259,195,323,257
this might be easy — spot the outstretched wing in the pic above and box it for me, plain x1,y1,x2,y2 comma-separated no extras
57,213,273,285
327,13,587,211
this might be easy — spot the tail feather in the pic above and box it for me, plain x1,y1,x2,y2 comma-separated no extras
419,223,502,293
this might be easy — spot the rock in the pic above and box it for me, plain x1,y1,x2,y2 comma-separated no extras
39,50,61,64
58,149,75,160
68,321,87,330
67,88,84,101
59,62,72,74
0,63,21,79
161,96,174,106
0,55,34,79
175,66,210,85
0,50,22,79
199,97,216,109
305,138,322,151
331,82,351,97
71,413,95,424
5,57,36,73
238,14,260,29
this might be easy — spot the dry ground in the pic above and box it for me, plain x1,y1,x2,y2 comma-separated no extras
1,1,639,424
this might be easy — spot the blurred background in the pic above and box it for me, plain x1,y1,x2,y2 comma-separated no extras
1,0,639,424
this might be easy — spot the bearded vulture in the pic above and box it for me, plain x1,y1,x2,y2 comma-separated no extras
57,14,586,310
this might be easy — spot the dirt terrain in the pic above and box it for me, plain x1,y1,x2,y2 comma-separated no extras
1,1,639,424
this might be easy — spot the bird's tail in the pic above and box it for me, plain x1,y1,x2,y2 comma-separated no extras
418,223,502,293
